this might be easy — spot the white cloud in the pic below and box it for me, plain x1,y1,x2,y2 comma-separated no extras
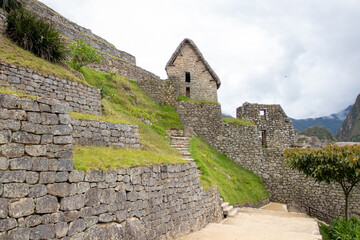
39,0,360,119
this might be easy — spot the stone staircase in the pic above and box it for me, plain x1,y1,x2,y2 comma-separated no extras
221,200,239,218
168,130,194,161
179,202,322,240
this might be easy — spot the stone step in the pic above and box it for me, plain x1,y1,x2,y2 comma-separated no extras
221,202,230,208
238,207,309,219
223,206,233,216
228,208,238,217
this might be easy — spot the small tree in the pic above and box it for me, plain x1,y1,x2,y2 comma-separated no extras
70,38,102,71
283,145,360,219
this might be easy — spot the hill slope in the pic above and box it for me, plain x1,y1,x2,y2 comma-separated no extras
290,105,351,135
301,126,334,141
336,94,360,141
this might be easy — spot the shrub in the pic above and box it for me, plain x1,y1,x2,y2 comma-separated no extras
70,38,103,70
320,217,360,240
5,9,67,63
0,0,22,13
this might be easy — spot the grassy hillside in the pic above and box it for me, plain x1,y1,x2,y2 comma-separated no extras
189,137,269,205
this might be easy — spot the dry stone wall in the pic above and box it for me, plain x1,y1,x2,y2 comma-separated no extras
0,62,102,115
0,93,224,239
72,119,140,149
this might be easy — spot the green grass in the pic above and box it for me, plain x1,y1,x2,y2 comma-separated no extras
177,95,219,105
0,87,39,98
223,117,254,126
189,137,269,205
73,146,187,171
0,33,86,85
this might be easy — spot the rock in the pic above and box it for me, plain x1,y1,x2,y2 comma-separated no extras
30,224,55,239
85,170,105,182
39,172,56,184
36,195,59,214
11,132,40,144
9,198,35,218
69,171,85,182
0,130,11,144
3,183,29,198
123,218,146,240
54,135,72,144
68,218,86,236
0,218,17,231
47,183,70,197
83,223,123,240
1,143,25,158
63,210,80,222
7,227,31,240
10,157,32,170
24,215,43,227
28,184,47,198
32,158,49,171
0,198,9,218
0,170,26,183
85,188,100,207
60,194,85,211
0,157,9,170
55,222,68,238
25,145,47,157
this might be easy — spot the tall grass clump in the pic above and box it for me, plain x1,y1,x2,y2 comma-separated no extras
6,9,67,63
0,0,22,13
319,217,360,240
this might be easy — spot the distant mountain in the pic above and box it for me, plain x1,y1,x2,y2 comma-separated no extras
290,105,352,135
301,126,334,141
222,113,234,118
336,94,360,141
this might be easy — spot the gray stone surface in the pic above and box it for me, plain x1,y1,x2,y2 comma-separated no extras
60,195,85,211
9,198,35,218
30,224,55,239
36,195,58,213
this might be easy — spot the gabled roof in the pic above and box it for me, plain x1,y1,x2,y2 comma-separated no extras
166,38,221,89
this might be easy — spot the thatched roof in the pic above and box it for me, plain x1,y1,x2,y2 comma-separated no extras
166,38,221,89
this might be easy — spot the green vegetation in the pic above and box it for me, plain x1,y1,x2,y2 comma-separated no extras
70,38,102,71
301,126,334,140
319,217,360,240
284,145,360,219
6,8,67,63
0,33,85,84
0,0,22,13
189,137,269,205
0,87,38,98
177,95,219,105
73,146,186,171
223,117,254,126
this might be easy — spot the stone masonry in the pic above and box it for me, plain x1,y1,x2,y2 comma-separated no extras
0,62,102,115
72,119,140,148
0,93,224,239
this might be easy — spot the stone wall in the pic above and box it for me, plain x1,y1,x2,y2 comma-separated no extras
27,0,135,64
0,93,224,239
72,119,140,149
0,62,102,115
175,101,223,143
237,103,295,148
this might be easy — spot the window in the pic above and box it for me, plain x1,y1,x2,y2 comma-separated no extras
260,110,266,120
185,72,191,83
261,130,267,148
186,87,190,98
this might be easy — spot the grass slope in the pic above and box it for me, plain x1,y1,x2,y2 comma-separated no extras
189,137,269,205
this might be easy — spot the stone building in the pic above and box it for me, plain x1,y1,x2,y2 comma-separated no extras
166,38,221,102
236,103,295,149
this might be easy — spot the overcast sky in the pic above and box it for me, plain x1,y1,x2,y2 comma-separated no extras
39,0,360,119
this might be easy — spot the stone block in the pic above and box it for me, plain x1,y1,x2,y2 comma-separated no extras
26,112,41,124
47,183,70,197
84,216,98,228
58,159,74,171
25,215,43,227
1,143,25,158
54,135,72,144
0,129,11,144
25,145,46,157
36,195,59,214
55,171,69,182
31,157,49,171
69,171,85,182
25,172,39,184
48,159,60,171
9,198,35,218
41,134,53,144
39,172,56,184
0,218,18,231
0,94,21,109
60,194,85,211
63,210,80,222
59,114,71,124
30,224,55,240
11,132,40,144
68,218,86,236
52,124,73,136
85,188,100,207
85,170,105,182
55,222,68,238
3,183,29,198
41,113,59,125
0,198,9,218
105,170,117,183
69,182,90,196
0,170,26,183
28,184,47,198
52,103,70,114
99,213,114,223
0,157,9,170
7,227,31,240
21,98,39,111
1,119,21,131
10,157,32,170
100,189,116,205
83,223,123,240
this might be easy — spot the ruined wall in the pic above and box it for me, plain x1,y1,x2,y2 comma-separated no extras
0,93,224,239
237,103,295,148
72,119,140,149
0,62,102,115
27,0,135,64
166,44,218,102
175,101,223,143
